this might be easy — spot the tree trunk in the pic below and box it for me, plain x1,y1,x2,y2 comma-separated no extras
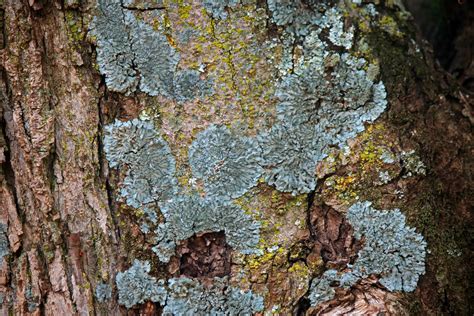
0,0,471,315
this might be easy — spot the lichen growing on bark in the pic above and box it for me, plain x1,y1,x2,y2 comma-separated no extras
94,283,112,303
153,194,260,262
259,6,387,195
346,201,427,292
92,0,215,98
103,119,178,209
115,261,264,312
173,69,214,103
309,201,427,306
116,260,167,308
0,224,9,259
201,0,239,20
189,124,262,199
164,276,264,315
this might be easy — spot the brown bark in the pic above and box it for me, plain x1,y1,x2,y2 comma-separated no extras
0,0,472,315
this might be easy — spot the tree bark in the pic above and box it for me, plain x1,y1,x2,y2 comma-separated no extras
0,0,472,315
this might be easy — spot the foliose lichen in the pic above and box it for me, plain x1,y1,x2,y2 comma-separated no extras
115,260,167,308
259,14,387,195
153,194,260,262
202,0,239,20
173,69,214,103
0,224,9,259
103,119,178,209
115,261,265,312
164,276,264,315
401,150,426,177
308,269,339,307
92,0,213,100
189,125,263,199
95,283,112,303
267,0,323,36
258,123,324,195
309,202,427,307
346,201,427,292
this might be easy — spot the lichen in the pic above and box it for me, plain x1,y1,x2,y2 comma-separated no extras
95,283,112,303
401,150,426,177
346,201,427,292
309,202,427,307
115,261,264,312
258,123,324,195
90,0,138,94
164,276,264,315
92,0,210,99
308,269,339,307
0,224,9,259
259,20,387,195
201,0,239,20
115,260,167,308
189,124,263,199
153,194,260,262
103,119,178,209
267,0,323,36
173,69,214,103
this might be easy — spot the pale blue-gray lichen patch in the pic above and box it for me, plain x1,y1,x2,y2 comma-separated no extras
116,260,167,308
95,283,112,303
258,5,388,195
103,119,178,209
201,0,239,20
258,123,324,195
189,124,263,199
92,0,214,100
173,69,214,103
308,202,427,306
164,276,264,315
346,201,427,292
153,194,260,262
0,224,9,259
115,260,265,312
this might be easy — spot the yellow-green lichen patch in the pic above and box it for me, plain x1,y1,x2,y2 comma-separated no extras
138,0,280,190
230,184,309,313
320,123,405,210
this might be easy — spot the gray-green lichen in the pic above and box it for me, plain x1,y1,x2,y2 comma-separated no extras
258,123,324,194
401,150,427,177
115,260,264,312
189,125,263,199
173,69,214,103
153,194,260,262
164,276,264,315
202,0,239,20
103,119,178,209
92,0,214,100
259,8,387,195
308,269,339,307
0,224,9,259
267,0,323,36
95,283,112,303
346,201,427,292
309,202,427,306
116,260,167,308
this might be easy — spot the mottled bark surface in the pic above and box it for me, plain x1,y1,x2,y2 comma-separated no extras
0,0,472,315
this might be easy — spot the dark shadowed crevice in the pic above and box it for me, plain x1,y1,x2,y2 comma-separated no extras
404,0,474,90
175,231,231,278
97,81,121,240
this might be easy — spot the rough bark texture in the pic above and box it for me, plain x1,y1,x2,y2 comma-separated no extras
0,0,472,315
